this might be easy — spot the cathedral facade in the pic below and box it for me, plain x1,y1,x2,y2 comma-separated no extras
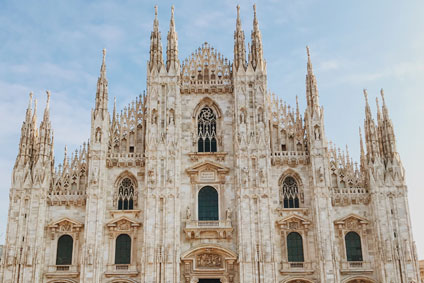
0,5,420,283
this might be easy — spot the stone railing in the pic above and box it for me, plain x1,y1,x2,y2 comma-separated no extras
180,78,233,94
45,265,80,278
271,151,309,166
331,187,370,206
279,261,314,274
105,264,138,277
184,220,233,239
47,193,86,207
106,152,145,167
340,261,373,273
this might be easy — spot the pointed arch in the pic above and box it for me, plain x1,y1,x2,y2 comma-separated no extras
278,169,303,208
341,276,377,283
114,171,138,210
282,278,315,283
192,97,223,119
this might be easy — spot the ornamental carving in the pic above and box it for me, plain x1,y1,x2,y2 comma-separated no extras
196,253,223,268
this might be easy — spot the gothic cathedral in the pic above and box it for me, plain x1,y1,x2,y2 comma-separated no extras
0,5,420,283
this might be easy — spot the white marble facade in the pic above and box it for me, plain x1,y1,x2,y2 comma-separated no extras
0,5,420,283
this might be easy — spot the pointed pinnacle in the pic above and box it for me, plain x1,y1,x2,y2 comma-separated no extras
153,5,159,30
236,5,241,27
253,4,258,28
28,92,33,110
100,48,107,76
46,90,51,111
170,5,175,29
363,89,369,103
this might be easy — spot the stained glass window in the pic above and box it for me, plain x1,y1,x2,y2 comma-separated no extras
198,186,219,221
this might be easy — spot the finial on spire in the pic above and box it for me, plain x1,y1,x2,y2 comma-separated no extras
46,90,51,108
100,48,107,77
253,4,258,29
306,46,313,73
155,5,158,17
170,5,175,29
363,89,368,101
28,92,33,109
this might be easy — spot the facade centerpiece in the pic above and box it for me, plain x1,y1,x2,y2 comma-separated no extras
0,4,420,283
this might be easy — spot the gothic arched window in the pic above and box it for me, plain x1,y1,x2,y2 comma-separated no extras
197,107,217,153
115,234,131,264
281,176,300,208
345,231,363,261
56,235,73,265
118,178,134,210
198,186,219,221
287,232,304,262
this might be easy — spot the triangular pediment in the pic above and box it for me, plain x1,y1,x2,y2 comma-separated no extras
276,214,311,226
186,161,230,175
334,213,369,226
107,216,140,227
47,217,83,233
48,217,83,228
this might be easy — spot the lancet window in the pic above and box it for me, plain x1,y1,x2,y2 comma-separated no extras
197,106,217,153
56,235,73,265
117,178,135,210
345,231,363,261
281,176,300,208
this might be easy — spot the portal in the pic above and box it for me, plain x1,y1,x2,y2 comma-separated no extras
198,280,220,283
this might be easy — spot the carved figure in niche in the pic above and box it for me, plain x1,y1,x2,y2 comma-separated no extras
87,245,94,265
317,166,324,183
169,111,175,125
314,125,321,140
259,169,265,184
186,206,191,220
95,128,102,142
196,253,223,268
240,111,245,124
226,207,232,221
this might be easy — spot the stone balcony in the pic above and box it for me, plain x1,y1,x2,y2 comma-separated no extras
45,265,79,279
279,261,314,275
104,264,139,277
340,261,373,274
331,187,370,206
271,151,309,166
106,152,145,167
184,220,233,239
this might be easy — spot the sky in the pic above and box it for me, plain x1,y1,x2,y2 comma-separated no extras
0,0,423,257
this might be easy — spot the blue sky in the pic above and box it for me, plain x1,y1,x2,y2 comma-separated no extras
0,0,423,257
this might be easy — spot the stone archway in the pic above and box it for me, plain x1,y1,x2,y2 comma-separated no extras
284,279,315,283
342,276,376,283
181,245,237,283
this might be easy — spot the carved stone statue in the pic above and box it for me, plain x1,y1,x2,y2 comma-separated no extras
226,207,232,221
186,206,191,220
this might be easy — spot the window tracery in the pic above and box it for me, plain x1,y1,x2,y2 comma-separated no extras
117,178,135,210
197,107,217,153
281,176,300,208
